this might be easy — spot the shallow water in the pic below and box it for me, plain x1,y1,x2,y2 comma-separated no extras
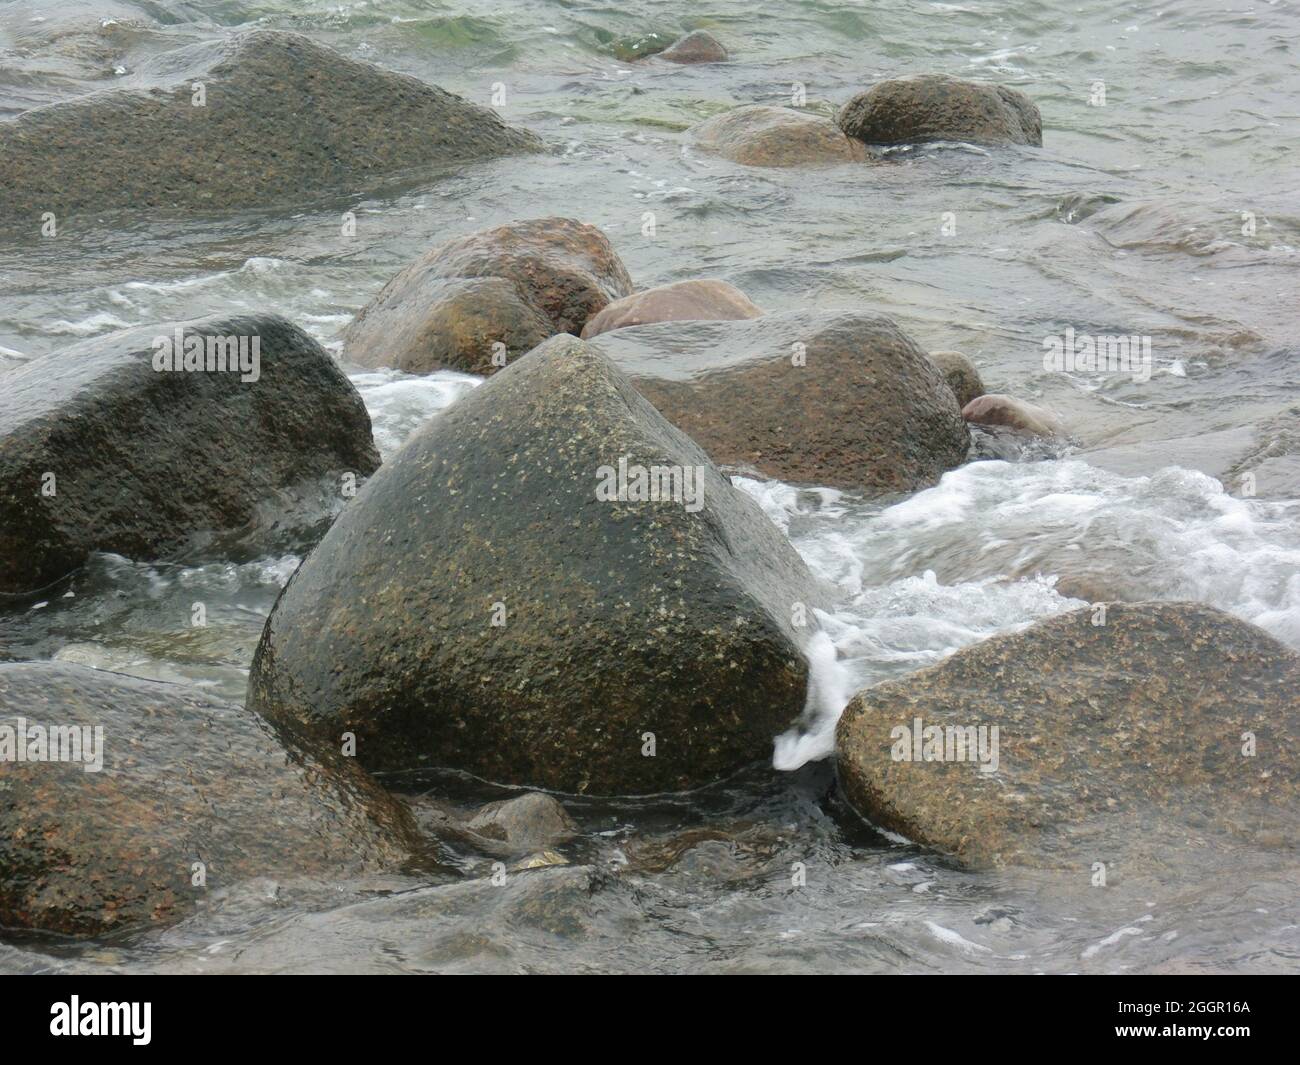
1,0,1298,973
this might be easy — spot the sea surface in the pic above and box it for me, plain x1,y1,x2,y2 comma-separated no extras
1,0,1298,973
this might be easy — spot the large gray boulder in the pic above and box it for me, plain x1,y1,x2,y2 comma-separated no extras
248,335,829,795
585,310,970,494
0,313,379,595
0,662,422,938
836,602,1300,872
837,75,1042,147
0,30,542,226
342,218,633,375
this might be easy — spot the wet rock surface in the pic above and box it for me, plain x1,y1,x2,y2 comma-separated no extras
586,310,970,494
467,792,579,853
342,217,632,374
0,661,422,938
0,30,542,227
691,105,871,167
0,313,379,596
580,279,762,339
342,276,552,376
248,335,828,795
837,75,1043,147
963,393,1066,438
659,30,728,65
836,602,1300,871
928,349,985,409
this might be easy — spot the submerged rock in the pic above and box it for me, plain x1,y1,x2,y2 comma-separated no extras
659,31,728,65
963,393,1065,438
691,105,870,167
0,313,379,596
607,32,674,62
836,602,1300,871
467,792,578,853
247,335,827,795
146,864,608,973
580,279,762,339
585,310,970,494
0,30,542,226
837,75,1042,147
927,349,985,409
341,218,633,375
0,662,421,938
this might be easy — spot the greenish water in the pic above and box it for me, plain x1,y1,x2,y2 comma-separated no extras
1,0,1298,973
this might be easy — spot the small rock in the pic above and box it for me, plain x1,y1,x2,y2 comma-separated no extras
691,105,871,168
341,218,632,374
837,75,1042,147
580,279,762,339
468,792,578,852
928,350,985,408
963,393,1066,438
659,30,728,64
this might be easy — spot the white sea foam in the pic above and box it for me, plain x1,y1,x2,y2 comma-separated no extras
350,368,482,459
739,459,1300,770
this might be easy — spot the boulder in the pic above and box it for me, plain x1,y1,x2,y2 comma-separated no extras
247,335,828,795
691,105,870,167
341,218,633,374
836,75,1042,147
962,393,1065,438
0,313,379,595
0,662,421,937
835,602,1300,871
342,276,552,375
927,349,984,408
585,310,970,494
467,792,578,853
0,30,542,226
580,279,762,339
659,31,728,65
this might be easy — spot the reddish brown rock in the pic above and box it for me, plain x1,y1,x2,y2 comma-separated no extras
836,602,1300,872
343,276,552,375
963,393,1066,438
928,349,985,408
691,105,871,168
0,662,424,938
580,279,762,339
420,217,633,337
585,311,969,495
659,30,728,64
342,218,633,375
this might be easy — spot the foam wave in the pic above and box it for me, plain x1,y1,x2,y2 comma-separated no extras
741,458,1300,769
